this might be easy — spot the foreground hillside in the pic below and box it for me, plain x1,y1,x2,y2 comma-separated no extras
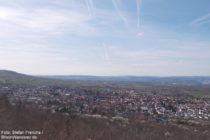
0,96,210,140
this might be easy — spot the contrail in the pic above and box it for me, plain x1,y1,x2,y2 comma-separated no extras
191,13,210,26
103,43,111,65
112,0,129,26
85,0,94,16
136,0,142,29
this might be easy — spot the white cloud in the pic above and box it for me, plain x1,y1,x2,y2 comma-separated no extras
0,6,96,38
0,7,21,19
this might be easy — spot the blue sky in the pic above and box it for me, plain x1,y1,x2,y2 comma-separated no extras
0,0,210,76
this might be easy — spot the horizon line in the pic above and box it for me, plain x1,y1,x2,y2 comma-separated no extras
1,69,210,77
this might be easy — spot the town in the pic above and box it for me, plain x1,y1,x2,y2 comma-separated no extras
1,83,210,121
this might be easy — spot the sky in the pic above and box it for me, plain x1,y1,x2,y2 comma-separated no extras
0,0,210,76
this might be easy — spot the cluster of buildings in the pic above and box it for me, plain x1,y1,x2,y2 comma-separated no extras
0,84,210,120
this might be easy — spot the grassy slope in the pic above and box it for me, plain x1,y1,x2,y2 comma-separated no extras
0,70,67,86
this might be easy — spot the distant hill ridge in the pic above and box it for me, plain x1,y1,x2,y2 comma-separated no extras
44,75,210,86
0,70,210,86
